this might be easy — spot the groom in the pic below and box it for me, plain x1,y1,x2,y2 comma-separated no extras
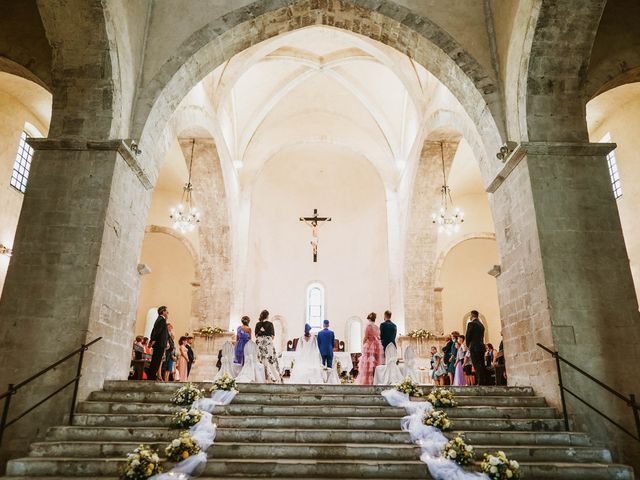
317,319,335,368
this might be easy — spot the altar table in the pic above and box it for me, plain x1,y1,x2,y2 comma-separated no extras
279,351,353,374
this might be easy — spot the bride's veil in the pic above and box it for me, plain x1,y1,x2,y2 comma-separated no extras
294,334,322,369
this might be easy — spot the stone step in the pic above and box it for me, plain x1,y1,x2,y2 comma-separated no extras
46,425,590,446
6,457,634,479
5,458,429,478
28,440,612,464
46,426,412,444
103,380,535,396
75,401,559,419
88,390,548,407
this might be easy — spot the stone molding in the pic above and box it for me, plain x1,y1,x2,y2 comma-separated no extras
486,141,617,193
27,138,153,190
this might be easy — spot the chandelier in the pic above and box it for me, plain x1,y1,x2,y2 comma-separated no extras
170,139,201,234
431,142,464,235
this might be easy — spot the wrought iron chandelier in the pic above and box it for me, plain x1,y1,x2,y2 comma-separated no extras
170,139,201,234
431,142,464,235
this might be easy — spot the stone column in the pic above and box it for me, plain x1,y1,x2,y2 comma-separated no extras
488,142,640,465
433,287,444,334
403,141,457,332
0,139,151,465
180,139,231,330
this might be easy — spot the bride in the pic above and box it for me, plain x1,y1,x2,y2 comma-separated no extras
289,324,324,384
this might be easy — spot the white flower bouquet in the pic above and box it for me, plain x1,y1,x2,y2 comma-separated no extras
165,431,201,463
407,329,433,339
171,408,203,429
442,435,474,465
340,373,354,384
198,326,226,337
209,373,238,392
171,383,204,406
423,409,452,431
427,387,457,407
394,377,424,397
121,444,162,479
481,451,521,479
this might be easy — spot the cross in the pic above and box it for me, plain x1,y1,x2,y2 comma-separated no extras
299,208,332,262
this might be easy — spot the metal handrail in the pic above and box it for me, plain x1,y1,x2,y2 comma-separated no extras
0,337,102,445
537,342,640,442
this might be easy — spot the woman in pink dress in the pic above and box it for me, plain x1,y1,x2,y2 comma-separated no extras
357,312,384,385
177,336,189,382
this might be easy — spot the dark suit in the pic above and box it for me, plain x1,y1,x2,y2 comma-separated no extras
317,328,335,368
148,315,168,380
186,344,195,377
380,320,397,353
465,319,488,385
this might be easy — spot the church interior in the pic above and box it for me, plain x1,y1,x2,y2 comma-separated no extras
0,0,639,478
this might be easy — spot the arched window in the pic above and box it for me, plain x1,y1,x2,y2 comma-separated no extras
306,283,324,330
347,317,363,353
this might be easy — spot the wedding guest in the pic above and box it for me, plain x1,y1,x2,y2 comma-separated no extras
149,306,169,381
164,324,177,382
431,346,446,386
186,335,196,378
317,319,335,368
485,343,495,368
379,310,397,353
463,345,475,385
132,336,145,380
357,312,384,385
465,310,489,385
446,331,460,385
177,336,189,382
453,335,466,386
255,310,282,383
235,316,252,365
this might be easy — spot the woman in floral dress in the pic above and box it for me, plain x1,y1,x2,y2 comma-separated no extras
254,310,282,383
357,312,384,385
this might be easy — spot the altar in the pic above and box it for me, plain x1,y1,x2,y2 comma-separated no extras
279,351,353,374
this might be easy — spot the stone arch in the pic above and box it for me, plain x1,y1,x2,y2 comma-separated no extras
434,232,497,289
525,0,607,141
134,0,504,180
345,316,364,353
144,225,199,278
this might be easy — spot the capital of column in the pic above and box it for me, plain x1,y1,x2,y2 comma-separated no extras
27,138,153,190
486,141,617,193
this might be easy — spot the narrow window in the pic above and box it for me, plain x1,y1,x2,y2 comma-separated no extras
601,133,622,199
10,131,34,193
306,283,324,330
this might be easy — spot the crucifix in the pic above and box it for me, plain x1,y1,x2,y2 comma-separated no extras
299,208,332,262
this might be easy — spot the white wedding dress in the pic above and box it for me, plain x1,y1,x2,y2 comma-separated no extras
289,335,325,384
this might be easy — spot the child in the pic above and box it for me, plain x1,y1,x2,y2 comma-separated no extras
431,346,447,386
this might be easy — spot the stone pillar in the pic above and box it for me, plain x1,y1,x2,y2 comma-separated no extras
488,142,640,465
433,287,444,334
403,141,457,332
180,139,231,330
0,139,151,466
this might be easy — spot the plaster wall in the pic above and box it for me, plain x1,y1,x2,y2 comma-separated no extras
135,233,196,338
245,143,390,347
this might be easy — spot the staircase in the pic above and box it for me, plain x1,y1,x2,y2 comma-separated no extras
4,381,634,479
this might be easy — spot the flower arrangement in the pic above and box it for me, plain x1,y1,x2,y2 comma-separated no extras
197,326,226,337
394,377,424,397
423,409,452,431
340,373,354,384
209,373,237,392
427,387,457,407
171,408,203,429
121,444,162,479
336,361,342,373
171,383,204,406
442,436,474,465
165,431,201,463
406,329,433,339
480,451,520,479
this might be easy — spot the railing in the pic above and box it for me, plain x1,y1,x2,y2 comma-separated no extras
0,337,102,445
537,342,640,441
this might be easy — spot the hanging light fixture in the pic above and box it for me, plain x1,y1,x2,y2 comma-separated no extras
170,139,201,234
431,142,464,235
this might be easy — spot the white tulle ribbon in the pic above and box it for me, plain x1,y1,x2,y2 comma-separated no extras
150,389,237,480
381,389,488,480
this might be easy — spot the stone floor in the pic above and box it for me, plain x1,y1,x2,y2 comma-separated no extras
3,382,635,479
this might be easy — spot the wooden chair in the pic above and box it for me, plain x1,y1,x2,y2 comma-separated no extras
286,338,299,351
333,339,346,352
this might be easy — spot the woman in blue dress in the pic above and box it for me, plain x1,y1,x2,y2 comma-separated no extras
234,316,252,365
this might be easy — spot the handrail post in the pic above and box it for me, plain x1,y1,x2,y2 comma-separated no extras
0,384,14,445
68,345,86,426
554,351,570,431
630,394,640,440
